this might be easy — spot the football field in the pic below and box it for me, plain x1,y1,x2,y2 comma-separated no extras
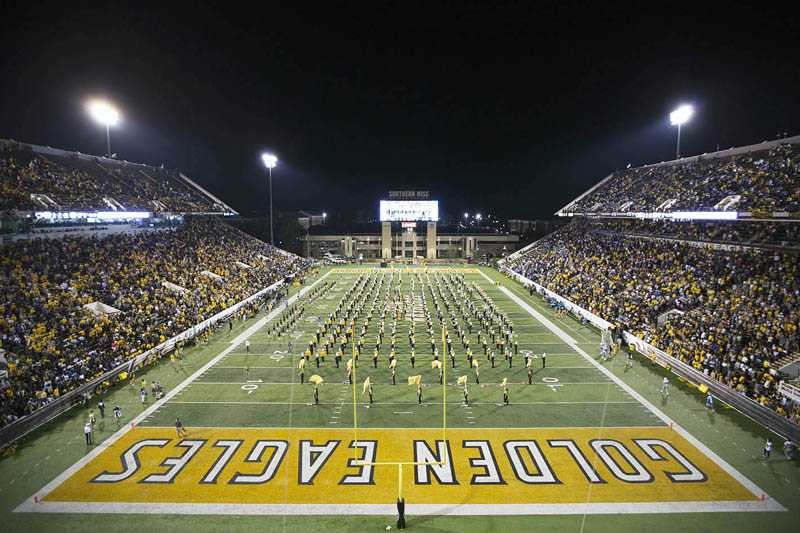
4,265,797,532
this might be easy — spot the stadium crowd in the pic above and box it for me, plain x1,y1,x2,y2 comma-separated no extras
1,140,221,212
564,142,800,214
0,219,311,427
506,220,799,422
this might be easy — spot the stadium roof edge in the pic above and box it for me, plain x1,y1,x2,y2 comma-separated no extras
556,134,800,217
1,138,236,215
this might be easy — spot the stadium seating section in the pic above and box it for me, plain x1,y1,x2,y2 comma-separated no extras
507,219,799,423
0,219,311,427
1,141,223,213
562,142,800,214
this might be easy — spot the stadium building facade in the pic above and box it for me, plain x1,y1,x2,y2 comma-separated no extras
301,190,518,260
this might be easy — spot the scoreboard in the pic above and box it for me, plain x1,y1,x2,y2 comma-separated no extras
379,200,439,222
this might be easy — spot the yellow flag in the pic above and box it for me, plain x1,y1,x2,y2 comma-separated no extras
501,377,508,387
457,375,468,385
431,360,441,370
472,359,479,368
309,375,324,385
119,371,128,381
346,359,353,371
389,359,397,369
408,375,421,386
526,357,532,368
362,377,371,395
298,359,306,370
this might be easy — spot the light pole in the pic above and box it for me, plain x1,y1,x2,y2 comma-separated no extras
670,104,694,159
261,153,278,245
86,99,121,157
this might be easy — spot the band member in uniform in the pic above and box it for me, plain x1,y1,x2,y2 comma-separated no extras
417,385,423,405
314,384,320,405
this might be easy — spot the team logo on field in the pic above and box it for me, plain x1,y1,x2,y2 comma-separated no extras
37,426,757,510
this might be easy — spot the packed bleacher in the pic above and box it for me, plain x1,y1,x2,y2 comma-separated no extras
506,219,799,423
0,139,226,213
562,141,800,214
0,219,311,427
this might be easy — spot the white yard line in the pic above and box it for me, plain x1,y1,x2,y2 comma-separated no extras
16,271,333,514
477,269,784,510
165,400,638,406
186,381,614,386
17,501,786,516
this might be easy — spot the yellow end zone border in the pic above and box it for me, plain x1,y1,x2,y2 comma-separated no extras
13,269,786,516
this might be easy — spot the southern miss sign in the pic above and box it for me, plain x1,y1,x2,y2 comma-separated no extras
20,426,777,515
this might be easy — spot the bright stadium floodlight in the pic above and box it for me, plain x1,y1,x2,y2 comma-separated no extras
86,99,121,157
476,213,482,221
463,212,469,218
670,104,694,159
261,152,279,244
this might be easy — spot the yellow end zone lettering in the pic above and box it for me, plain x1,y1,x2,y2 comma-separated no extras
41,427,756,507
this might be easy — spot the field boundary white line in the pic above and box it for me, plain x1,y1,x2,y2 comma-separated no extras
166,400,639,405
16,271,333,514
478,269,785,511
19,500,783,516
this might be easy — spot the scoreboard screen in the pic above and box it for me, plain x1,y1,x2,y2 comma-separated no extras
379,200,439,222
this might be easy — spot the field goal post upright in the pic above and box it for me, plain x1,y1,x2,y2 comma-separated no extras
349,269,450,501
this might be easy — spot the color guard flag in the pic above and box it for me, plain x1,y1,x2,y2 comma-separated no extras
457,375,468,386
431,360,442,370
472,359,479,368
119,371,128,381
501,377,508,387
389,359,397,369
298,359,306,370
362,377,371,395
346,359,353,371
308,375,324,385
408,375,422,386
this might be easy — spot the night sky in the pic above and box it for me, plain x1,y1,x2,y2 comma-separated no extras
1,1,798,219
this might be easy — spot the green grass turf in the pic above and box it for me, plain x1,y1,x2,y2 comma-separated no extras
0,265,797,532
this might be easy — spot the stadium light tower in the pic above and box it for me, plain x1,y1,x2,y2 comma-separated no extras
670,104,694,159
86,99,121,157
261,153,278,245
